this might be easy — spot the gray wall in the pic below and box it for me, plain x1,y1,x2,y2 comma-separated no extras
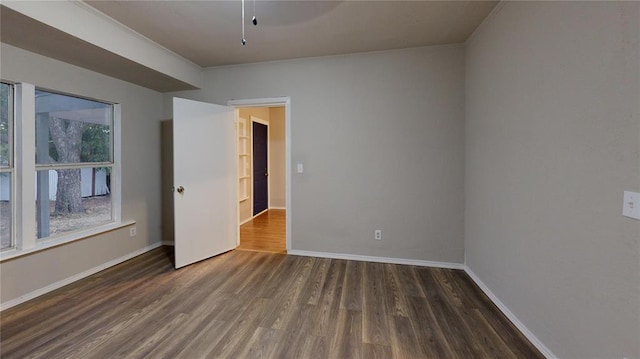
168,45,466,263
465,2,640,358
0,44,163,304
2,4,637,356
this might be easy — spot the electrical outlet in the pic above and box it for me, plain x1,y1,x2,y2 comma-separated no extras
129,227,137,237
623,191,640,220
374,230,382,240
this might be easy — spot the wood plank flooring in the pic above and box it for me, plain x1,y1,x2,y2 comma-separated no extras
0,247,544,359
238,209,286,254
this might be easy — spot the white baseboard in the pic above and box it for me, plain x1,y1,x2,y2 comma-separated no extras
0,242,163,312
162,240,175,246
463,266,556,359
269,206,286,210
254,209,268,217
287,249,464,270
239,208,273,226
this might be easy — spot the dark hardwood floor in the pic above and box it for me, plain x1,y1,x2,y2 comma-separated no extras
0,247,543,358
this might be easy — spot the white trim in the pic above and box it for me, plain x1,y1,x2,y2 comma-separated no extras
249,117,254,217
0,241,162,311
0,220,136,262
288,250,464,270
228,97,289,108
269,206,286,210
463,266,557,359
162,240,175,246
253,208,268,218
235,114,244,246
284,100,291,251
239,216,254,226
251,116,269,126
250,116,270,214
238,207,277,226
264,116,274,210
228,97,292,252
15,83,36,250
112,104,122,224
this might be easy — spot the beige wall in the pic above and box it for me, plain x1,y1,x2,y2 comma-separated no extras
465,2,640,358
269,107,286,209
238,107,270,223
0,44,163,304
167,45,466,263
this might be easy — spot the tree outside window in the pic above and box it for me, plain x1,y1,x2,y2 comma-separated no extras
35,90,113,239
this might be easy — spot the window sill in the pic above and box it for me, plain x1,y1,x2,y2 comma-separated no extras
0,220,136,262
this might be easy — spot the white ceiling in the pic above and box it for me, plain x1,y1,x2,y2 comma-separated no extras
86,1,498,68
1,1,497,92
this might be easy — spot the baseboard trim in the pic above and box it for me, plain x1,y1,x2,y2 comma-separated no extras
254,209,268,217
239,208,272,226
463,266,556,359
288,250,464,269
162,240,175,246
269,206,286,210
0,242,163,312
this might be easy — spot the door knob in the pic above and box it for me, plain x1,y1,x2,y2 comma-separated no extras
177,186,185,194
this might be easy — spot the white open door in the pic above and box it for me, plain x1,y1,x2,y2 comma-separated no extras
173,97,237,269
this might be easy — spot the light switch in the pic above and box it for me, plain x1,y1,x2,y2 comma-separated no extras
623,191,640,220
297,163,304,173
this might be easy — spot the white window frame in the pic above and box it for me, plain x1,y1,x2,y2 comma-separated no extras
0,83,128,261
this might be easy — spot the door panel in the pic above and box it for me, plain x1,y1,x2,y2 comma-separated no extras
173,97,237,269
253,122,268,215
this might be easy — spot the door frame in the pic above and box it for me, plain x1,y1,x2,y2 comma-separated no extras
250,116,270,217
228,97,291,251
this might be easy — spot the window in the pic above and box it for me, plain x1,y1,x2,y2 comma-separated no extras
0,83,13,250
0,82,122,257
34,90,114,239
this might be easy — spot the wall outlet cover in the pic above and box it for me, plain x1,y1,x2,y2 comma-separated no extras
622,191,640,220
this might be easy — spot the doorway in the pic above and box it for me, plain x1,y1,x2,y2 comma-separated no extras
229,98,291,253
252,120,269,216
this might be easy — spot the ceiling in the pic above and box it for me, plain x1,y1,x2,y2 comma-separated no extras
1,1,498,92
86,1,498,68
0,5,199,91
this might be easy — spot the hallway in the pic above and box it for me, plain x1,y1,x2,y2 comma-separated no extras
238,210,286,254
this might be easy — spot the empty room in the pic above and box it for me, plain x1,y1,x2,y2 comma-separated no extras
0,1,638,358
